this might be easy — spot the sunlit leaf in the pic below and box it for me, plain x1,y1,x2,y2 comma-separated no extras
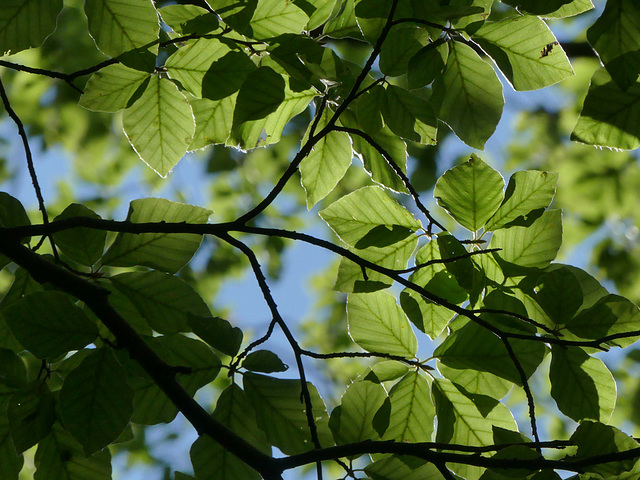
379,26,430,77
432,41,504,149
502,0,573,14
381,85,437,145
84,0,159,57
473,15,573,91
383,372,435,443
347,291,418,357
78,64,149,113
249,0,308,39
123,76,195,177
434,154,504,232
159,4,219,35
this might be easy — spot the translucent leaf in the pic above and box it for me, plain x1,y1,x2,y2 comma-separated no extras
324,0,362,40
381,85,437,145
379,26,430,77
549,345,616,422
434,319,547,385
159,4,219,35
52,204,106,266
586,0,640,90
8,380,56,454
571,67,640,150
502,0,573,14
570,421,638,478
0,0,63,56
4,291,98,359
408,43,449,89
329,379,388,445
110,271,211,334
473,15,573,91
544,0,593,18
78,63,149,113
102,198,211,273
59,348,133,455
243,373,333,454
319,186,420,247
84,0,159,57
191,384,269,480
383,372,435,443
438,363,512,400
34,424,111,480
243,350,288,373
189,94,236,149
566,294,640,348
347,291,418,357
187,314,243,357
202,51,257,101
432,41,504,149
300,130,352,208
165,38,232,98
400,290,455,339
365,360,409,383
123,76,195,177
249,0,309,39
434,154,504,232
130,335,221,425
486,170,558,231
355,85,384,134
490,209,562,269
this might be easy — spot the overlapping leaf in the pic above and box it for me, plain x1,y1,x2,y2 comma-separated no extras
0,0,63,56
383,372,435,443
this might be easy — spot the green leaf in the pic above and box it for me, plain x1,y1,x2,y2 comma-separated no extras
379,26,430,77
189,94,236,149
59,348,133,455
84,0,159,57
381,85,437,145
229,73,316,150
159,4,219,35
400,289,455,339
365,361,409,383
8,380,56,453
191,384,270,480
434,155,505,232
78,64,149,113
347,291,418,357
329,379,388,445
355,85,385,134
243,350,288,373
0,411,22,480
365,455,444,480
490,209,562,269
535,266,583,324
249,0,309,39
130,335,221,425
123,75,195,177
544,0,593,18
52,204,106,266
486,170,558,231
110,271,211,334
570,421,638,478
432,40,504,149
407,42,449,89
0,348,26,389
0,0,63,56
319,186,420,247
571,67,640,150
549,345,616,422
434,319,547,385
586,0,640,90
202,51,257,101
566,294,640,347
324,0,362,39
473,15,573,91
243,373,333,454
438,363,512,400
165,38,232,98
4,291,98,359
34,424,111,480
502,0,573,14
383,372,435,443
300,130,352,208
102,198,211,273
187,314,243,357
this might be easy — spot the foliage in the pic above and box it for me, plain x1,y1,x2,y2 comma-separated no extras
1,1,640,480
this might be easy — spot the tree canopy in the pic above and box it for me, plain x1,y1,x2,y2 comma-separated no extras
2,0,640,479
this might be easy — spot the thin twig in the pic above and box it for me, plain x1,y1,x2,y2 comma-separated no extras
397,248,501,274
470,308,557,336
301,349,433,372
229,318,278,376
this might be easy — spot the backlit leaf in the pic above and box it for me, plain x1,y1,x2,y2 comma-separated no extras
52,204,106,266
8,380,56,453
0,0,63,56
383,371,435,443
78,63,149,113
